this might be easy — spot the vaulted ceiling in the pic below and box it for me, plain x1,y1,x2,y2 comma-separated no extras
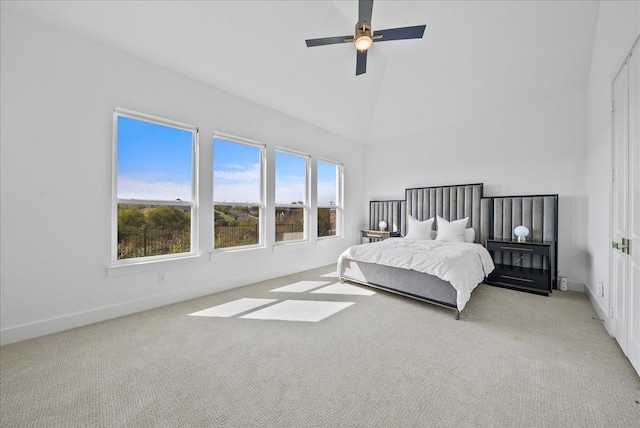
4,1,599,144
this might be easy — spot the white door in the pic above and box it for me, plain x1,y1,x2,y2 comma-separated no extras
611,38,640,376
612,51,629,356
628,39,640,376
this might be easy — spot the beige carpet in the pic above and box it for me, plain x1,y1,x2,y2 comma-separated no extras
1,265,639,427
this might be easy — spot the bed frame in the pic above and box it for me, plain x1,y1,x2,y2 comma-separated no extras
340,183,484,319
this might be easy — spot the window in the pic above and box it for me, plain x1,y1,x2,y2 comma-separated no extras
317,160,342,238
113,109,197,262
275,150,309,242
213,137,264,249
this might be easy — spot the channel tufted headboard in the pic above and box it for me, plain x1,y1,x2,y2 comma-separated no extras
480,194,558,270
403,183,484,243
367,186,559,258
369,200,405,233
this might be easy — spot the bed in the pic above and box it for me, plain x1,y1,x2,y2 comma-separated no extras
338,183,494,319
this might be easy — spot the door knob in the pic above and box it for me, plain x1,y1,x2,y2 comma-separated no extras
612,238,631,254
621,237,631,255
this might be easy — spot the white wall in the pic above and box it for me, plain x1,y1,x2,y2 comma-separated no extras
586,2,640,329
0,9,366,345
364,89,589,289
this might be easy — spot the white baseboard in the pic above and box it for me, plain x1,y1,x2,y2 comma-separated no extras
586,286,611,335
567,280,585,292
0,257,336,346
0,280,224,346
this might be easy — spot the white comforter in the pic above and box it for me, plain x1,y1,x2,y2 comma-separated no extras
338,238,495,311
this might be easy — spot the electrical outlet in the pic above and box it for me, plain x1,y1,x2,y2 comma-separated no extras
596,281,604,297
610,307,615,318
158,272,166,283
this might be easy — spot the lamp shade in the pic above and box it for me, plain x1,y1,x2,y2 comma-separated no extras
378,220,388,231
514,225,530,242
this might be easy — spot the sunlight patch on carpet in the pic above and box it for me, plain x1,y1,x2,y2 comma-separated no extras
240,300,355,322
320,272,339,278
270,281,331,293
188,298,277,318
311,283,376,296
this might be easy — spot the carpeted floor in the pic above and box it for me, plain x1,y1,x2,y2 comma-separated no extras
1,265,639,427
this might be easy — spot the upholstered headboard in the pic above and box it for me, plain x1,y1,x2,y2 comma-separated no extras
403,183,484,243
480,194,558,270
369,200,405,232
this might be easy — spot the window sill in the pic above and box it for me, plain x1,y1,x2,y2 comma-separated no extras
106,254,201,277
316,235,342,242
272,240,313,252
208,245,266,260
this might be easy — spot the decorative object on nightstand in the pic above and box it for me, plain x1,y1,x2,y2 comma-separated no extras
378,220,387,231
514,225,530,242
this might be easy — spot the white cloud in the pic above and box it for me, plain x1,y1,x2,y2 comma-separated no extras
214,183,260,203
118,166,337,206
118,176,192,201
214,163,261,202
214,163,260,184
275,175,305,204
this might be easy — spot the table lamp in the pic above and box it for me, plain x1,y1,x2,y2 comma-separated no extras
514,225,530,242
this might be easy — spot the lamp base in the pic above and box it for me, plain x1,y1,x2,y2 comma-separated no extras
517,236,526,242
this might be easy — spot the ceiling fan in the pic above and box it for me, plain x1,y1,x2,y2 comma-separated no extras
305,0,426,76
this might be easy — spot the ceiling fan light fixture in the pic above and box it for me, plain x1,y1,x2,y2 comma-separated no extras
354,21,373,51
355,34,373,51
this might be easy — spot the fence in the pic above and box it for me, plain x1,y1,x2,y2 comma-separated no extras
275,222,304,242
119,223,307,257
215,224,259,248
214,223,304,248
118,227,190,259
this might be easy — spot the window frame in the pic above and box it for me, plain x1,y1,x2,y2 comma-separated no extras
316,159,344,239
212,133,266,251
274,148,310,244
111,108,199,265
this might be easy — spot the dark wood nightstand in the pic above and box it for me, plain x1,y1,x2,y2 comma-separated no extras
485,239,556,296
361,230,392,243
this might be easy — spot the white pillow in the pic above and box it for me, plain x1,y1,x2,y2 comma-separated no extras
435,216,468,242
405,216,434,240
464,228,475,243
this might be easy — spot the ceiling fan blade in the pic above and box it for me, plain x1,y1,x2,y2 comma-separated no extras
373,25,426,42
356,50,367,75
306,35,352,47
359,0,374,24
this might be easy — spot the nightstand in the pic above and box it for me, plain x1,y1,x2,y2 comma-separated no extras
361,230,392,243
485,239,556,296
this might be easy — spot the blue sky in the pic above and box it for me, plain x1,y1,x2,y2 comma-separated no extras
213,138,261,203
117,116,193,201
118,117,337,204
275,151,305,204
317,161,338,206
214,140,337,205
